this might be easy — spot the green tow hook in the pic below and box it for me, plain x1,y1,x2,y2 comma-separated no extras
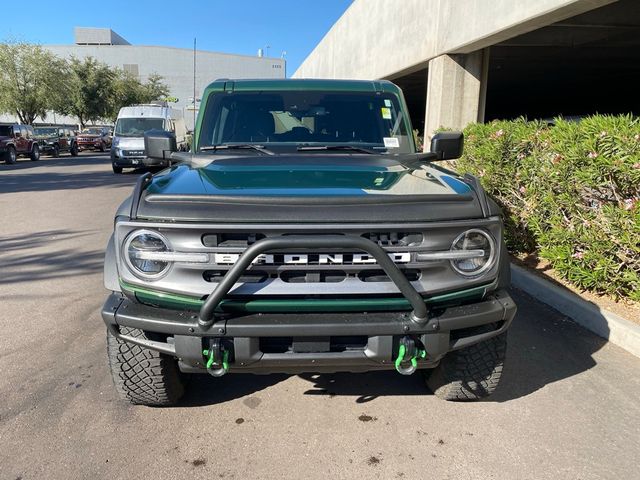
394,341,426,376
203,346,229,377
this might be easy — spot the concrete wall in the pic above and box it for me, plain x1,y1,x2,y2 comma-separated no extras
294,0,616,80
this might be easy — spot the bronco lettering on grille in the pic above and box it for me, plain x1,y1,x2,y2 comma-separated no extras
213,252,411,265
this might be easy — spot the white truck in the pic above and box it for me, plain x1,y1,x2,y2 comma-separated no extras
110,103,187,174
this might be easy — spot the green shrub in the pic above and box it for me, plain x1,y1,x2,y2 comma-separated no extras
456,115,640,301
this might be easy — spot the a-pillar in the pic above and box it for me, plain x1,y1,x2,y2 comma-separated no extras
423,48,489,150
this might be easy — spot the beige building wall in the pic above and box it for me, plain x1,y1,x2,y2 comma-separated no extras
294,0,616,145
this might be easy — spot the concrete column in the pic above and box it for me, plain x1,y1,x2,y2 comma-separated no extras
423,48,489,149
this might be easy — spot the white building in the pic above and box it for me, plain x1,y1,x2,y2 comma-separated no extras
2,27,286,129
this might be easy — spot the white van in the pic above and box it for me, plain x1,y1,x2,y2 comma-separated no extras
110,103,187,174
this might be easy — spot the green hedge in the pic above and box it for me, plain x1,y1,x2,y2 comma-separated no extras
455,115,640,301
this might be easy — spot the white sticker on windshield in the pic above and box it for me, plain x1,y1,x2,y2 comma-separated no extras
381,107,392,120
384,99,392,107
384,137,400,148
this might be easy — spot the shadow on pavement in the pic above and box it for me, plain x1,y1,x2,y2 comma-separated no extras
1,152,110,170
0,229,104,284
177,289,607,406
490,288,607,402
180,373,289,407
0,153,155,194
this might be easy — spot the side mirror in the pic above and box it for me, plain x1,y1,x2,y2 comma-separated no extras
430,132,464,160
144,129,177,161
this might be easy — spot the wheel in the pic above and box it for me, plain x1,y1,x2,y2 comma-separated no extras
425,325,507,401
30,144,40,161
99,141,106,152
112,164,123,174
5,146,16,164
107,326,186,406
52,144,60,158
70,143,79,156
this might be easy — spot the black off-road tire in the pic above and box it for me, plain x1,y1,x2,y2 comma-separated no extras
71,143,79,156
425,326,507,401
52,144,60,158
112,164,123,174
30,144,40,161
5,146,16,164
99,141,106,152
107,326,186,406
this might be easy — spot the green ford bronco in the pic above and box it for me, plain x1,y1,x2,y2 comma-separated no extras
102,79,516,406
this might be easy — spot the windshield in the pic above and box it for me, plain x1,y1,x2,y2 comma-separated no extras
197,90,414,153
114,118,164,137
82,128,104,135
0,126,12,137
35,128,57,136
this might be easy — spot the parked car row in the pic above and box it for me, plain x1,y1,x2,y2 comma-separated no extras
1,123,113,164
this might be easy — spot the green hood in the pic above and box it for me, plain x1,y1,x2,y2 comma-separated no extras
136,153,482,223
146,154,472,197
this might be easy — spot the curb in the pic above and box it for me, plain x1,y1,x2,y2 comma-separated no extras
511,264,640,358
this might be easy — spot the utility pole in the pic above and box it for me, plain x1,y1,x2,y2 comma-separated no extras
193,38,197,140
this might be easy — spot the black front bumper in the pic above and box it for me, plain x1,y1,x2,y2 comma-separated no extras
102,290,516,374
39,144,55,153
112,153,168,168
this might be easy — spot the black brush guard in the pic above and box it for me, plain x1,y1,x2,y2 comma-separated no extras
198,235,429,327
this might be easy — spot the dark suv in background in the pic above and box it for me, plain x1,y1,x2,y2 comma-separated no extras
34,126,79,157
0,124,40,164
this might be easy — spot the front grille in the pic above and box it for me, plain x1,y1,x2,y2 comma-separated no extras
123,150,145,157
116,219,503,297
202,233,265,248
362,232,423,246
203,270,269,283
358,269,421,282
199,230,424,284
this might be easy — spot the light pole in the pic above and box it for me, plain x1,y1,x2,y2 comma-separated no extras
281,51,287,77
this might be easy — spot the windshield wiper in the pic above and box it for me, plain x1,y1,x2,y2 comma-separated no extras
200,144,274,155
296,145,379,154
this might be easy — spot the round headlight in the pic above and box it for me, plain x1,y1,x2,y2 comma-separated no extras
124,230,171,279
450,229,496,277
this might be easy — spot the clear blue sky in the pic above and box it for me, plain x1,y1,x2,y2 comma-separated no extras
1,0,353,75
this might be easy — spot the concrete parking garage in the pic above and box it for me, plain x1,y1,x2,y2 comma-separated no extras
295,0,640,142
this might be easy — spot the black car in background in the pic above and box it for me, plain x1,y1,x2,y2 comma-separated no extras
34,126,79,157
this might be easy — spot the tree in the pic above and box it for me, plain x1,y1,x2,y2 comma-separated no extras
112,70,146,117
0,41,69,124
141,73,170,102
65,57,117,128
112,71,170,114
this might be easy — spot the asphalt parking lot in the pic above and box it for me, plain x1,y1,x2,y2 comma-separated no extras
1,153,639,480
